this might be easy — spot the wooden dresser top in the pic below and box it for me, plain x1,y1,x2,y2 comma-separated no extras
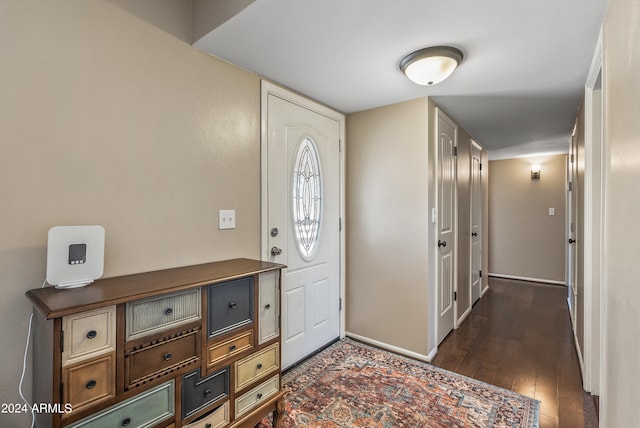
26,258,285,319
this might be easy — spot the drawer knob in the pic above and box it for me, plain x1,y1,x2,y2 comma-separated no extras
86,330,97,339
121,417,131,427
257,363,263,369
204,388,212,397
265,303,271,310
86,380,97,389
229,344,237,351
257,393,263,399
164,352,172,361
164,308,173,316
228,302,237,309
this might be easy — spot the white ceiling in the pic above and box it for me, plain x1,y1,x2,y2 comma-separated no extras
194,0,608,159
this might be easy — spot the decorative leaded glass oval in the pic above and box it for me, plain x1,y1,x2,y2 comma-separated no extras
292,137,323,260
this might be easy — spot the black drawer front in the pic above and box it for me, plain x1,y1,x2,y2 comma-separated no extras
208,277,254,338
182,367,229,419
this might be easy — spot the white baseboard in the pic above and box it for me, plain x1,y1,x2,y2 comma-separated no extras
345,332,432,363
481,284,490,297
457,306,472,327
567,298,586,382
488,273,566,286
426,346,438,362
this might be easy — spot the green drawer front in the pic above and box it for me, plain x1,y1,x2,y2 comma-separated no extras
68,380,174,428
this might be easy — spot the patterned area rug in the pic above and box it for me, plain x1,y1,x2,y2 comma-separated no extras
258,338,539,428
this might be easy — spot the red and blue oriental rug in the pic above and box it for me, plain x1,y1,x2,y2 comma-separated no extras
259,338,539,427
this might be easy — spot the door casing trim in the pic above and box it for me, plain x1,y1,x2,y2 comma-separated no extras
260,80,346,340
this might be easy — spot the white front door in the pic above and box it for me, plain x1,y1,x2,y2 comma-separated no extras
470,141,482,304
437,109,457,344
262,83,342,369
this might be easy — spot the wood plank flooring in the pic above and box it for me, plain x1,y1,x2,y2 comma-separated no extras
431,277,598,428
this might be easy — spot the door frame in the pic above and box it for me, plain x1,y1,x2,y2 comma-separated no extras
260,80,346,340
582,28,603,395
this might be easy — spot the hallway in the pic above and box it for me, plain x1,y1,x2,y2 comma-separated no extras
431,278,598,428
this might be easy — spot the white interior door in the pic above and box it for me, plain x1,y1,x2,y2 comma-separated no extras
470,141,482,304
263,87,341,369
437,109,457,344
568,130,578,323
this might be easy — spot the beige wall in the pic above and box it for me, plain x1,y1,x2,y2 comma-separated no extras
0,1,261,423
346,98,431,357
602,0,640,424
192,0,256,42
488,155,567,282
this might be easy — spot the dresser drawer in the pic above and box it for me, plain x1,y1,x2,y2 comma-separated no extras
234,375,280,418
234,343,279,392
207,277,253,338
258,271,280,344
63,353,115,416
126,289,201,341
62,306,116,367
182,367,229,419
67,380,174,428
207,330,253,369
183,401,228,428
126,330,198,387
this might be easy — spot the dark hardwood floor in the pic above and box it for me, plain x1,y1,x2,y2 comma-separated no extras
431,277,598,428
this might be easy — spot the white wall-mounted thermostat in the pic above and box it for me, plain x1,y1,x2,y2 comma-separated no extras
46,225,105,289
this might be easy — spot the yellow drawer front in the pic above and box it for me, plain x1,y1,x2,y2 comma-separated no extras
126,288,201,341
234,376,280,418
63,353,115,417
207,330,253,369
62,306,116,367
234,343,279,392
183,402,229,428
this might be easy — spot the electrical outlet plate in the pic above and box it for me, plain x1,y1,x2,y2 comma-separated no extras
219,210,236,229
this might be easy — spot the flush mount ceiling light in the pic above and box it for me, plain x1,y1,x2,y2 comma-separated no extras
400,46,464,86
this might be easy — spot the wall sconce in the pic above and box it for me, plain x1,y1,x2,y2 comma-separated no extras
531,164,541,180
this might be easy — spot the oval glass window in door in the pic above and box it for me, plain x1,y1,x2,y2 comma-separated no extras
291,137,323,260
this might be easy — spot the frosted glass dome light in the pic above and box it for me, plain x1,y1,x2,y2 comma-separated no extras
400,46,464,86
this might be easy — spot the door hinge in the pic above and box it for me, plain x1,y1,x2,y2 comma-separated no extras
453,146,458,156
339,139,343,152
454,291,457,301
568,181,573,192
339,298,342,311
339,217,342,231
479,270,483,278
480,163,483,171
570,153,574,163
60,330,64,353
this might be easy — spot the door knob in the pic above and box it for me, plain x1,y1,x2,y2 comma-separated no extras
438,240,447,248
271,246,283,256
568,238,576,244
472,232,478,237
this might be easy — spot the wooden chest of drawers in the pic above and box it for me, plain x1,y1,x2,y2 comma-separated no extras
27,258,285,428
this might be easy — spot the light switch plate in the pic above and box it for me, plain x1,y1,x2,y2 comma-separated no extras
219,210,236,229
549,207,555,216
